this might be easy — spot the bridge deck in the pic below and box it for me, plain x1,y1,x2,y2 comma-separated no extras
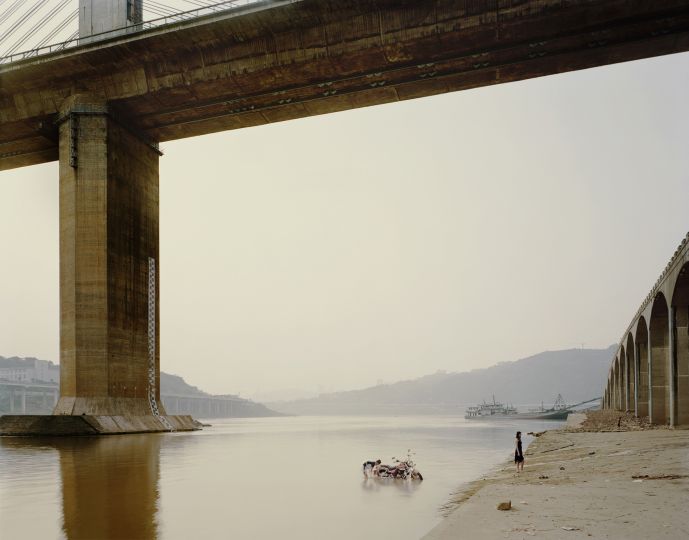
2,0,689,170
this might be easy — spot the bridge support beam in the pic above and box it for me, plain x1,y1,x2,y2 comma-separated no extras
637,324,650,418
53,94,163,418
669,307,677,426
624,350,630,411
676,306,689,425
650,296,671,425
0,95,197,435
634,342,640,417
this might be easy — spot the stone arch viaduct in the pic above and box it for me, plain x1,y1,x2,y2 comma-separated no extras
603,233,689,427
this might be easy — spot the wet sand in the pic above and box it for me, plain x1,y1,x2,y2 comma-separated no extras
424,414,689,539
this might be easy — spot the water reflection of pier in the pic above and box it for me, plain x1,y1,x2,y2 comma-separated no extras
60,436,161,539
1,434,162,539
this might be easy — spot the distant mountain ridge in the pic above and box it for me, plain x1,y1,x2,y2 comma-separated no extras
268,346,615,416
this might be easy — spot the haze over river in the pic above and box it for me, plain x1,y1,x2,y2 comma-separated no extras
0,415,563,539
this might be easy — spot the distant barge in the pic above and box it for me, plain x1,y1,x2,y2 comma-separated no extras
464,394,572,420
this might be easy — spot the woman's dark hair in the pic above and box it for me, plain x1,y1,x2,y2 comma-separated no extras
516,431,521,438
376,459,381,464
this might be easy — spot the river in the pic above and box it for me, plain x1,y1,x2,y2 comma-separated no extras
0,415,563,539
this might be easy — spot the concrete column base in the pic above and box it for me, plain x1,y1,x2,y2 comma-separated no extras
54,396,164,416
0,414,201,436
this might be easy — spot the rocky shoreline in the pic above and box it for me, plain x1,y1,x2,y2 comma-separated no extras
424,412,689,539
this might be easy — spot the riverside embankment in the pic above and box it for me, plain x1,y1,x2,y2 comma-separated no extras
424,412,689,540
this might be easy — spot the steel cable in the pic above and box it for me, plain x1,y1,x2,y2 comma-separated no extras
0,0,48,47
33,9,78,50
147,1,180,15
0,0,30,32
183,0,228,12
4,0,71,56
0,0,261,62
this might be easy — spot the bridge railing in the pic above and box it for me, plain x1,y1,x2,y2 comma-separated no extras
615,231,689,350
0,0,266,66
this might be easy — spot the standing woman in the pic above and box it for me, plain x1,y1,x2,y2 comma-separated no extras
514,431,524,472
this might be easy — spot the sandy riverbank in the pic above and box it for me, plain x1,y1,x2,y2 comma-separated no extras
423,412,689,539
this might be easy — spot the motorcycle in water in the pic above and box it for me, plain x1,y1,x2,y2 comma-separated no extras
376,451,423,481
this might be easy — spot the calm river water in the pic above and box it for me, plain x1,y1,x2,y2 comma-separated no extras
0,415,563,539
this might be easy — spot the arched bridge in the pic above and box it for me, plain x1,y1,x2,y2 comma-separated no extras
604,233,689,427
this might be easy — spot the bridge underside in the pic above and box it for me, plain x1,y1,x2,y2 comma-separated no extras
2,0,689,170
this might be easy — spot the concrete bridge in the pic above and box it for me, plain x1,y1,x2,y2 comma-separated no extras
603,233,689,427
0,380,270,418
161,394,277,417
0,381,60,414
2,0,689,434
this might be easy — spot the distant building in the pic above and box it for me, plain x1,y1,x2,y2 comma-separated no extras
0,358,59,384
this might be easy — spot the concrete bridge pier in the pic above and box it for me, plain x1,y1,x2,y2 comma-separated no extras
669,306,677,426
53,94,162,418
638,320,650,418
672,269,689,425
0,94,197,435
633,340,640,417
649,295,670,425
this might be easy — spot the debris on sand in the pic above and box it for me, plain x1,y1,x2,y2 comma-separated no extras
631,474,688,480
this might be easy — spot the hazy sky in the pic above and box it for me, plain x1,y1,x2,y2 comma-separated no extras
1,52,688,401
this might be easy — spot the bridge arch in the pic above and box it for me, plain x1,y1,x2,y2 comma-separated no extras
649,293,671,424
671,262,689,426
626,333,636,414
635,317,649,418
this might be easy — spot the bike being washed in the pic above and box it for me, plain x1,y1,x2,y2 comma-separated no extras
363,450,424,481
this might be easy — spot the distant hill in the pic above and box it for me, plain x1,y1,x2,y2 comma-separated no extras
268,346,615,416
160,372,209,396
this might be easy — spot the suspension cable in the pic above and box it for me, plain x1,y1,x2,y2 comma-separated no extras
0,0,48,48
0,0,24,28
33,9,78,50
1,0,260,62
4,0,71,56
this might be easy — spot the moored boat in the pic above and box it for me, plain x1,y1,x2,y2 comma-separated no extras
464,394,572,420
464,395,518,419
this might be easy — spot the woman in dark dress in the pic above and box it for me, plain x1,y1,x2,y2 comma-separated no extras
514,431,524,472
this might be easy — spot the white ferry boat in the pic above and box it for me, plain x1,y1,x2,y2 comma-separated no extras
464,395,518,419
